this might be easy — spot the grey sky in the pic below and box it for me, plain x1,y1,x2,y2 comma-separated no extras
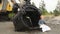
31,0,58,12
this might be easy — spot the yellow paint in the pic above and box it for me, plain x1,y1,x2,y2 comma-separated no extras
0,3,2,10
0,2,13,11
6,3,13,11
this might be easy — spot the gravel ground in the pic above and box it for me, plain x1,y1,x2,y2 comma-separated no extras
0,21,60,34
0,16,60,34
45,16,60,24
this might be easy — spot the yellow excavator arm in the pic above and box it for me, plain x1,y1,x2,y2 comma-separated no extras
6,3,13,11
0,3,2,10
0,0,13,12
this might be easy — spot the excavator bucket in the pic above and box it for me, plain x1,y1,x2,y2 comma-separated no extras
13,0,41,31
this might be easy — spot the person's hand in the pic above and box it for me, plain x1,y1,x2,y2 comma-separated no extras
40,15,44,19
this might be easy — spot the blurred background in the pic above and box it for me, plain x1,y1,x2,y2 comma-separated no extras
0,0,60,34
0,0,60,21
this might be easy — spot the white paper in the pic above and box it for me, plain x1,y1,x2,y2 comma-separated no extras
40,24,51,32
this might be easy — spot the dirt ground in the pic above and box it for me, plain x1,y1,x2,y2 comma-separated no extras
0,21,60,34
